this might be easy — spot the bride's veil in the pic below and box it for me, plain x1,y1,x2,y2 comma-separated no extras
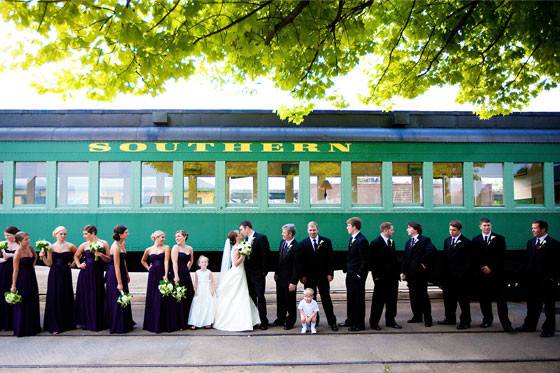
220,238,232,274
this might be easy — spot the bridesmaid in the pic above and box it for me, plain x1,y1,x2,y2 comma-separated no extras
170,230,195,330
73,224,110,331
11,232,41,337
141,230,178,333
105,225,135,333
0,226,19,331
41,226,77,334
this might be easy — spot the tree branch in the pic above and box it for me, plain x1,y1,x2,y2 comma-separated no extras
148,0,181,32
193,1,272,45
264,0,310,45
37,2,48,32
481,9,513,55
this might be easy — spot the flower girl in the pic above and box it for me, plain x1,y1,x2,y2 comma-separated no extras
188,256,216,329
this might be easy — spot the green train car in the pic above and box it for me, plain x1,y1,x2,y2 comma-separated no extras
1,110,559,278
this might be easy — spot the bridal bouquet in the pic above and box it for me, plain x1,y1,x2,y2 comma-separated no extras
89,241,105,261
117,291,133,308
158,279,174,297
0,240,7,253
239,240,252,256
36,240,51,253
4,290,22,304
172,285,188,302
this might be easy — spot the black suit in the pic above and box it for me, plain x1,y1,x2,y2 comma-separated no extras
274,239,298,327
244,232,270,326
472,232,512,329
402,235,435,323
369,235,399,327
521,235,560,334
442,234,474,325
345,232,369,329
298,235,337,326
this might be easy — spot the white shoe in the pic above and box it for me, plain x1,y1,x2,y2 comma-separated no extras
301,326,307,334
311,328,317,334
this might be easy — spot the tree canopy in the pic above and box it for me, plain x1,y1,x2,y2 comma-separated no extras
1,0,558,123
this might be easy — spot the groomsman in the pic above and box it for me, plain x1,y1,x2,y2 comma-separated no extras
339,217,369,331
297,221,338,331
273,224,299,330
472,217,513,332
239,220,271,330
401,222,435,327
439,220,474,329
516,220,560,338
369,222,401,330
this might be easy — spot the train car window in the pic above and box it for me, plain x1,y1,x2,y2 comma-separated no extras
310,162,341,205
433,163,463,206
0,162,3,206
57,162,89,206
555,162,560,205
226,162,257,205
14,162,47,205
351,162,381,205
99,162,131,205
513,163,544,205
268,162,299,205
183,162,215,205
474,163,504,206
392,162,423,205
142,162,173,206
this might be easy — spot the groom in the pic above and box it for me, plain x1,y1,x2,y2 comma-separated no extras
239,220,271,330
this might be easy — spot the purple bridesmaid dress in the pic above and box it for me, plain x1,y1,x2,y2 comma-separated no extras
43,251,76,333
75,250,106,331
13,257,41,337
105,252,135,333
143,253,179,333
168,252,195,329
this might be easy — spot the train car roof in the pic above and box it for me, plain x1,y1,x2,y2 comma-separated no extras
0,110,559,142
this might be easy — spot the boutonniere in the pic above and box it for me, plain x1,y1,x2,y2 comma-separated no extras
454,239,462,245
489,236,495,241
318,240,325,249
541,240,547,246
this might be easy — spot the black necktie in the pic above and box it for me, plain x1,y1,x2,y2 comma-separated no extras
484,236,489,244
387,239,392,247
312,239,318,251
411,238,416,246
535,238,541,248
282,241,288,256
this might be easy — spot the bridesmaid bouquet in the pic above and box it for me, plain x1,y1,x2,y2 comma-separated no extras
239,241,252,256
0,240,7,253
117,291,133,308
89,241,105,261
36,240,51,254
158,279,174,297
172,285,188,302
4,290,22,304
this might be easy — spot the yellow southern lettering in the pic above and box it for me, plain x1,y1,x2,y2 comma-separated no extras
89,143,111,152
329,143,351,152
293,143,319,152
224,143,251,152
120,142,147,152
155,142,179,152
262,143,284,152
187,143,215,152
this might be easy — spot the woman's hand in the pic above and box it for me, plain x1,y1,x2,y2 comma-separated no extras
79,263,87,270
117,283,123,291
10,285,16,292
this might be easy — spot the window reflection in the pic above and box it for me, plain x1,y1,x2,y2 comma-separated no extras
58,162,89,205
433,163,463,206
310,162,341,204
0,162,3,205
352,162,381,205
474,163,503,206
268,162,299,205
142,162,173,205
393,162,423,204
100,162,131,205
14,162,47,205
184,162,215,205
513,163,543,205
555,162,560,205
226,162,257,204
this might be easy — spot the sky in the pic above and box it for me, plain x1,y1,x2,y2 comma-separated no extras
0,21,559,113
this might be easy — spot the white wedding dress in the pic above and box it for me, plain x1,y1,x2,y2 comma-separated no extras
214,242,260,331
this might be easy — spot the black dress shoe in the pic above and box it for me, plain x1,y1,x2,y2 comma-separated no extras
515,326,536,332
424,321,433,327
407,318,423,323
386,323,402,329
272,320,283,327
284,324,293,330
503,325,515,333
260,324,268,330
479,322,492,328
330,324,339,331
540,331,554,338
371,324,381,331
456,323,470,330
350,326,365,332
437,319,456,325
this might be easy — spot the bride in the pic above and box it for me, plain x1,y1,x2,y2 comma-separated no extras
214,231,260,331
